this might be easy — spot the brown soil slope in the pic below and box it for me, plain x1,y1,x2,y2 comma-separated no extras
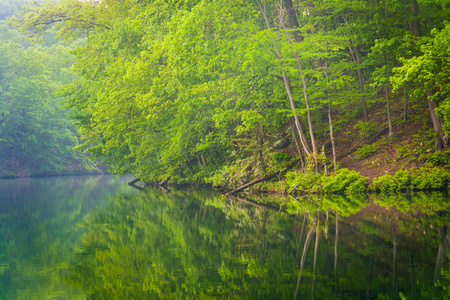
320,99,435,182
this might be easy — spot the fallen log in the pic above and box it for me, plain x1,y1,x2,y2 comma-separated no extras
128,178,144,190
128,178,141,185
225,162,297,195
158,177,171,187
158,185,172,194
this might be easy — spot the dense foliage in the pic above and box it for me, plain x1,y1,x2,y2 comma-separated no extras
8,0,450,184
0,16,95,177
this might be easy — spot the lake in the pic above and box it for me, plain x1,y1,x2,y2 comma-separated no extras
1,175,449,299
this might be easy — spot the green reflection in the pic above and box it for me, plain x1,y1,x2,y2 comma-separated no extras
66,189,297,299
66,190,450,299
0,175,137,299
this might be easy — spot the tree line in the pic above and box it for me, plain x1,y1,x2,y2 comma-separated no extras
8,0,450,184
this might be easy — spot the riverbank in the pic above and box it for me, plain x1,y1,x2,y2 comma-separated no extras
230,100,450,195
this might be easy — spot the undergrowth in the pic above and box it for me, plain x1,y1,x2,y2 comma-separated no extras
356,143,380,159
285,166,450,195
373,167,450,192
395,129,450,167
286,168,369,194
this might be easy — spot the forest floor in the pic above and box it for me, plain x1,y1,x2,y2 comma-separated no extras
317,98,432,183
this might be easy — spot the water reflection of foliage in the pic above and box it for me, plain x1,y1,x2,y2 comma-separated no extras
67,189,304,299
0,176,135,299
65,189,450,299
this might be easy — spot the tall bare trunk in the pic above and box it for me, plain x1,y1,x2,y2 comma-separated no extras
339,12,369,122
283,73,313,156
283,0,302,42
324,42,337,171
408,1,446,150
277,6,317,155
256,123,266,173
427,91,446,150
255,0,313,158
385,84,393,135
410,0,421,36
349,47,368,122
404,89,408,122
289,116,306,170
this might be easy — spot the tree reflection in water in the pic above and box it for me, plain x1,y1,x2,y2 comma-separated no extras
65,190,450,299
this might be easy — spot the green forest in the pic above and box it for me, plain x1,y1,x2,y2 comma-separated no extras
0,0,97,177
2,0,450,191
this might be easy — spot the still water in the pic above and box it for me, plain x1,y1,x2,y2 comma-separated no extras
1,176,450,299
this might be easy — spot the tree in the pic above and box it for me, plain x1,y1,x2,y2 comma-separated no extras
0,24,91,177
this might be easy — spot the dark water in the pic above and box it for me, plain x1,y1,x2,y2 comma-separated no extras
1,177,450,299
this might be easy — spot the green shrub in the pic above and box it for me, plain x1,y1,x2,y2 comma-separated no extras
354,120,379,137
419,150,450,167
373,173,398,192
411,167,450,190
355,143,380,159
392,169,412,190
322,168,369,194
374,167,450,192
286,171,322,193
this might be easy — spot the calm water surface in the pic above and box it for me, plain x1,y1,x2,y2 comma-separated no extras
1,176,450,299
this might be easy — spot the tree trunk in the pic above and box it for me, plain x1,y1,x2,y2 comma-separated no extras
128,178,144,190
385,84,393,135
410,0,421,36
196,152,202,166
256,124,267,173
339,12,369,122
404,89,408,122
283,0,302,42
408,1,446,150
359,69,368,122
349,47,368,122
282,73,313,157
324,42,337,171
225,163,294,195
277,7,317,156
328,103,337,171
289,116,306,170
255,0,313,158
158,177,171,187
427,91,446,150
